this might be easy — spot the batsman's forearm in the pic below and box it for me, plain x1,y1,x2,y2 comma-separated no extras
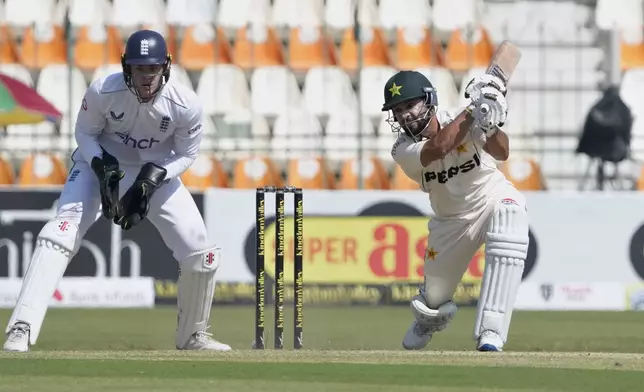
420,110,474,166
484,130,510,161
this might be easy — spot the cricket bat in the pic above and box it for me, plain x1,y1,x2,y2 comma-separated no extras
479,40,522,115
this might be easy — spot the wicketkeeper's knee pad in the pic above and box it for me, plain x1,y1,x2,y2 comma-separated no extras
7,218,80,344
411,289,458,333
175,246,221,349
474,199,529,343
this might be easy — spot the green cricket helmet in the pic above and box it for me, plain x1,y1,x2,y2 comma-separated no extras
382,70,438,139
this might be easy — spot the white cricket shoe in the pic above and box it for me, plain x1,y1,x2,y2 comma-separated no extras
477,330,503,352
179,331,232,351
402,319,434,350
3,322,30,352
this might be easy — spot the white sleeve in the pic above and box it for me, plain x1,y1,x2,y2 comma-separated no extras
162,101,204,179
74,80,106,163
391,136,425,183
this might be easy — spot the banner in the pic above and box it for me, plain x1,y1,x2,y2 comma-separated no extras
204,189,644,309
0,277,155,308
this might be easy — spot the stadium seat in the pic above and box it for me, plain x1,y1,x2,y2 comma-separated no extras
180,155,228,190
166,0,218,27
391,164,420,190
73,25,122,70
635,165,644,191
414,67,460,110
444,26,493,71
233,25,284,69
272,0,324,29
596,0,642,31
18,153,67,186
37,64,87,120
287,157,335,189
271,108,323,159
20,24,68,69
324,0,380,31
111,0,166,31
168,65,194,91
359,66,397,119
217,0,271,32
5,0,60,29
197,64,250,116
620,69,644,113
432,0,483,33
379,0,432,31
0,63,33,86
66,0,112,27
91,64,123,82
288,26,337,73
326,109,374,136
3,122,60,151
338,157,390,189
217,109,271,158
232,156,283,188
250,66,302,117
302,66,357,118
0,26,20,64
179,24,232,71
339,27,391,71
395,27,444,70
0,156,15,185
620,29,644,70
498,157,547,191
516,47,604,72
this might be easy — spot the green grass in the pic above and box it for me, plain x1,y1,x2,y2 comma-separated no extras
1,306,644,391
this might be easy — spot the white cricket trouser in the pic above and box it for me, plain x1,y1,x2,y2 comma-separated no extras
61,159,209,260
422,184,527,308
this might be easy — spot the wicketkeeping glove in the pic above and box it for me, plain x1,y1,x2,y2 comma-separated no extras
91,149,124,221
115,162,167,230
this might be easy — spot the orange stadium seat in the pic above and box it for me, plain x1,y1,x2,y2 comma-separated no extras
288,26,337,73
180,155,228,190
20,24,68,69
498,157,547,191
232,157,283,188
395,27,444,70
74,25,123,70
391,164,420,190
0,156,15,185
287,157,336,189
444,26,493,71
338,157,390,189
339,27,391,71
179,24,232,71
18,154,67,186
0,26,20,64
233,25,284,69
620,32,644,70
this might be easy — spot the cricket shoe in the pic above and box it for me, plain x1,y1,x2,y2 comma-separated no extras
476,330,503,352
3,322,30,352
402,294,457,350
178,331,232,351
402,319,434,350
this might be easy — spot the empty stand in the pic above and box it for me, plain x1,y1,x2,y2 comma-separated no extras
197,64,250,116
233,24,284,69
302,66,357,118
65,0,112,27
287,157,336,189
180,154,228,190
21,23,68,69
0,156,14,185
166,0,218,27
288,26,337,73
498,156,547,191
179,24,232,71
250,66,302,117
74,25,122,70
338,157,390,189
18,153,67,186
232,156,283,188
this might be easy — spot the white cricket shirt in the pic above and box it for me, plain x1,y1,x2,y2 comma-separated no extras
73,72,204,179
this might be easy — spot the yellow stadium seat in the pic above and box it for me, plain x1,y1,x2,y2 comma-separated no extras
0,156,15,185
20,24,67,69
18,153,67,186
391,164,420,190
444,26,493,71
233,25,284,70
288,26,337,73
287,157,336,189
339,27,391,71
0,26,20,64
498,157,547,191
338,157,390,189
232,157,283,189
180,155,228,190
395,27,444,70
74,25,123,70
179,24,232,71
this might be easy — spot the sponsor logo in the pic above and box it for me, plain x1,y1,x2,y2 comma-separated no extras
81,98,88,111
115,132,160,149
540,283,553,301
160,115,170,132
188,124,202,135
110,111,124,121
423,153,481,184
68,169,80,182
501,198,518,206
206,252,215,266
140,39,149,56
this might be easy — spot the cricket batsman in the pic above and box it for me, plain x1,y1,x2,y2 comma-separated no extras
385,70,529,351
3,30,231,352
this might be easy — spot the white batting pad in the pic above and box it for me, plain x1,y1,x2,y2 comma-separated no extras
175,247,221,349
473,199,529,344
6,219,79,344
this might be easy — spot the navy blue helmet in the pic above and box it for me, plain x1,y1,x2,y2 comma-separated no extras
121,30,172,101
